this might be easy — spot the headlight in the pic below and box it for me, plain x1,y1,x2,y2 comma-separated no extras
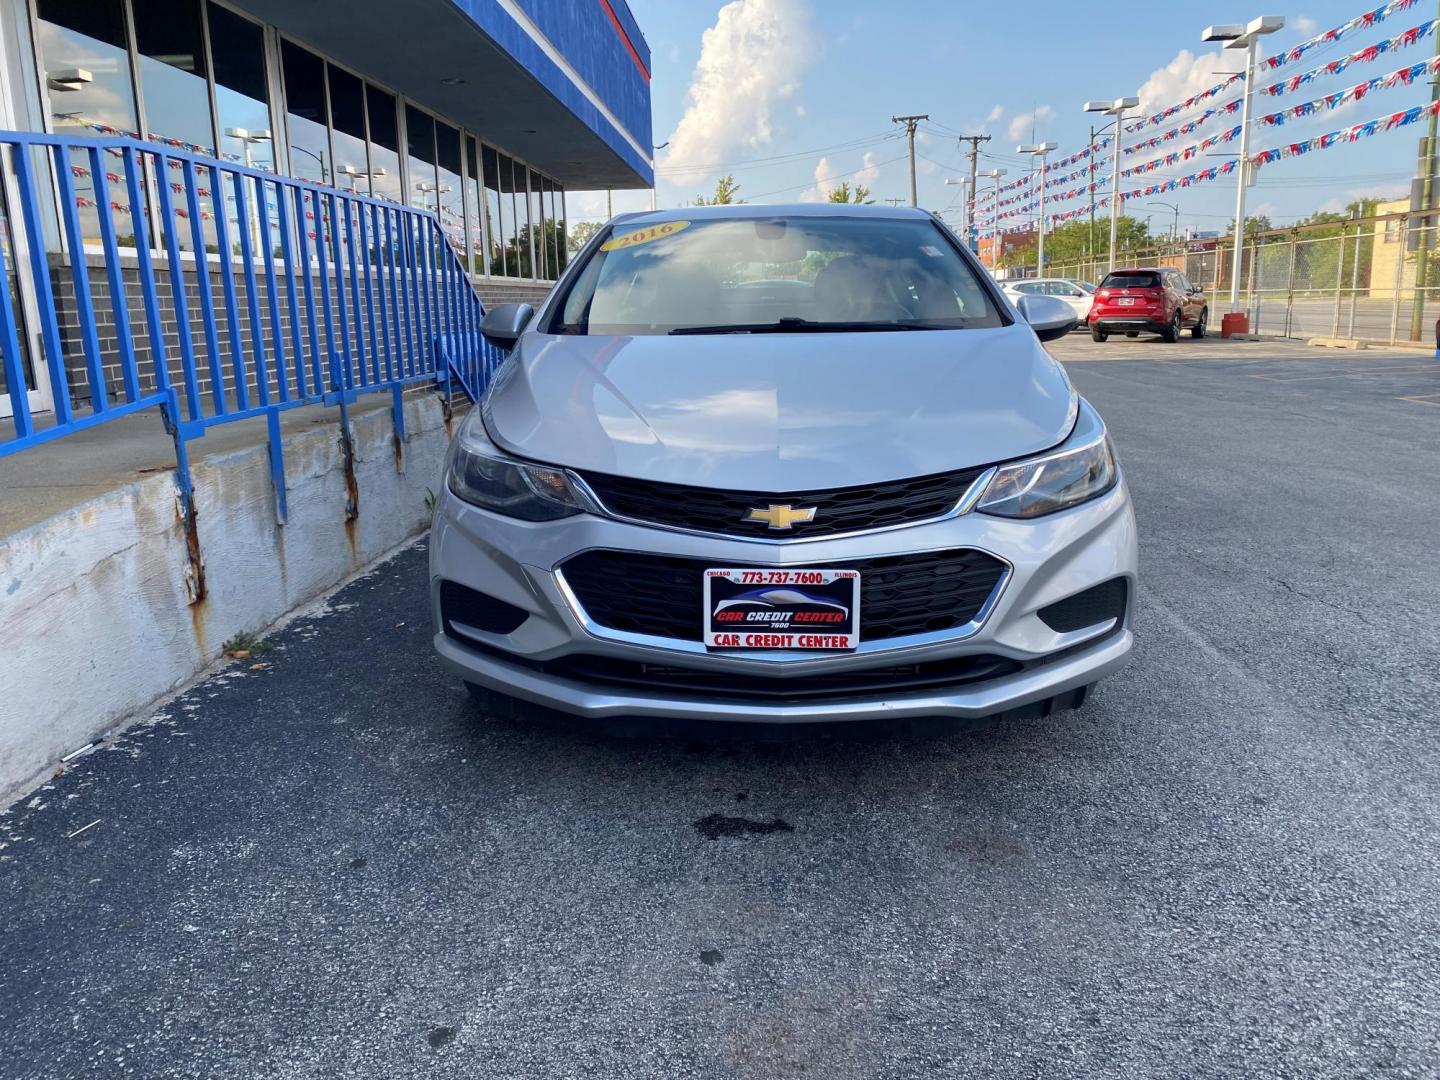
446,410,591,521
976,400,1117,519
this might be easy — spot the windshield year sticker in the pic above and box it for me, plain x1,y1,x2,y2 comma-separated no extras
601,220,692,251
920,245,944,258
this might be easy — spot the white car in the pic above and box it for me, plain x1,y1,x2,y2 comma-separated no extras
1002,278,1095,326
431,205,1135,726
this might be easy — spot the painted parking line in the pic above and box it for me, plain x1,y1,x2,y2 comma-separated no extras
1248,364,1440,382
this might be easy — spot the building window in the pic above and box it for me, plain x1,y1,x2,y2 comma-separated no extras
482,143,507,277
463,134,484,275
365,84,402,204
502,154,525,277
327,64,369,194
435,120,464,259
547,178,564,276
528,169,545,280
131,0,211,252
208,4,272,254
209,4,272,173
133,0,212,156
404,104,437,213
34,0,138,243
280,39,328,185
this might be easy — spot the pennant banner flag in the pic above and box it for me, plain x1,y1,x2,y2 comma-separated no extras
1122,126,1242,178
1260,17,1438,96
1125,75,1244,133
1260,54,1440,125
1252,97,1440,166
986,138,1113,197
1265,0,1419,70
1123,99,1244,155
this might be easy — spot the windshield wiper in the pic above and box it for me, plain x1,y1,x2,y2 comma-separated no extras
668,317,952,335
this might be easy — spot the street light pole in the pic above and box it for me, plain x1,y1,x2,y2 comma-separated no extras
1203,16,1284,314
987,168,1007,270
1018,141,1057,272
944,177,971,244
1147,200,1181,243
1084,97,1140,273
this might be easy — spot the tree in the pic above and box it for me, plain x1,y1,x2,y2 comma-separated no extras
568,220,602,254
1226,214,1273,236
999,216,1153,272
694,174,742,205
826,181,872,204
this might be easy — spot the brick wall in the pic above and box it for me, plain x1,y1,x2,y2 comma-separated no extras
47,253,548,410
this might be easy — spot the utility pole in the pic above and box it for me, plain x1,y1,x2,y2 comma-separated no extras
1409,0,1440,341
956,134,991,249
892,114,928,207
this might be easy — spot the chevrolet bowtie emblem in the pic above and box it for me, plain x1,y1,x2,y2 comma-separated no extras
744,504,817,531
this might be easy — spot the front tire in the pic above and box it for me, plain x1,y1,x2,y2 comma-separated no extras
1191,307,1207,339
1159,310,1181,343
1091,327,1108,342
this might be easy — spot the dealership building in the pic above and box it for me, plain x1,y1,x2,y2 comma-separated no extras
0,0,653,298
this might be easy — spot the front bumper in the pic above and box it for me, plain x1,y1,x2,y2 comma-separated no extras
429,479,1138,724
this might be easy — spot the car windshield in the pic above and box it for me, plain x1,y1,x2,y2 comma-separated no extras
550,215,1006,335
1101,271,1160,289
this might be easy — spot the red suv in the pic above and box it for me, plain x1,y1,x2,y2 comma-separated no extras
1089,268,1207,343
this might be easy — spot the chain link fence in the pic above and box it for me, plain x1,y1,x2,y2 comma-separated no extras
1034,208,1440,347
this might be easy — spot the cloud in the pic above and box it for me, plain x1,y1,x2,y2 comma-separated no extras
915,130,942,175
987,105,1005,124
1291,15,1318,35
660,0,814,180
1006,105,1055,142
802,151,883,202
1134,49,1227,118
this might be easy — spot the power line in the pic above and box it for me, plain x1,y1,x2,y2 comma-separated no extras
743,153,910,201
654,131,900,176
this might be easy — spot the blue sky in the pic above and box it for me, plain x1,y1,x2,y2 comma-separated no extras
574,0,1435,235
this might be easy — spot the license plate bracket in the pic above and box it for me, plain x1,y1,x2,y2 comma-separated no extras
703,568,860,650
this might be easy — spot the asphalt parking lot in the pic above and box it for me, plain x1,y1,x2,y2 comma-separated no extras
4,335,1439,1079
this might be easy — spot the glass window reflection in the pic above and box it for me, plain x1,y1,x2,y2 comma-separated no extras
281,39,328,185
35,0,139,245
365,85,402,205
328,65,370,195
435,120,464,259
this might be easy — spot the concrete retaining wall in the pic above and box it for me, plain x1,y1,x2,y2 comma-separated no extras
0,392,452,801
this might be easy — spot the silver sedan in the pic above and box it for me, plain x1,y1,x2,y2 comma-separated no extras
431,205,1136,724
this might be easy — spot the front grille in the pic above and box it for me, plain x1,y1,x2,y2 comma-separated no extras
559,548,1008,643
543,653,1022,701
579,465,990,539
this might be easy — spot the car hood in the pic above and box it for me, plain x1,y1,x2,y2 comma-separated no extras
482,324,1076,490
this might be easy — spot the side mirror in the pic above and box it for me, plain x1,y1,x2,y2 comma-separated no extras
1015,294,1077,343
480,302,534,346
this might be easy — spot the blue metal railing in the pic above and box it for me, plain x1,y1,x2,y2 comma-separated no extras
0,130,506,590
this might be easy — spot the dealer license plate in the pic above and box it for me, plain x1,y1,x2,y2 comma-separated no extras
1116,297,1136,305
703,568,860,650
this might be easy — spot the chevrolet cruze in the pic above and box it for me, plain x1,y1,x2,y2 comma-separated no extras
430,205,1137,724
